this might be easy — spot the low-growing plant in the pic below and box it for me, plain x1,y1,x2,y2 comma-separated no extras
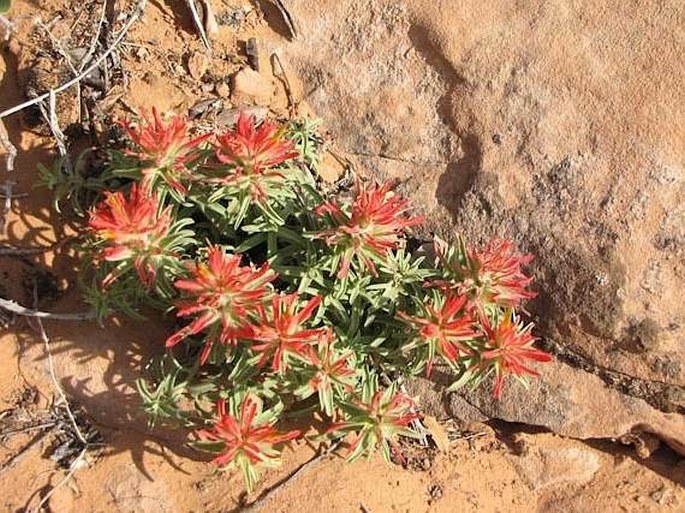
43,108,552,490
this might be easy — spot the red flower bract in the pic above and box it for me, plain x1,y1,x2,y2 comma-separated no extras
314,180,424,278
469,239,536,310
88,184,172,286
398,294,477,375
165,247,276,364
328,388,420,462
213,113,298,199
481,312,552,398
196,396,300,490
249,294,329,373
122,107,209,192
308,340,356,394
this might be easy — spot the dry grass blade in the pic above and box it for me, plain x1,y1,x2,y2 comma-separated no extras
272,0,298,40
185,0,212,51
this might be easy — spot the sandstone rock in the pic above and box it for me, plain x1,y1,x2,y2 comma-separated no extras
263,0,685,451
317,151,346,183
508,434,601,490
409,360,685,454
457,361,685,454
230,67,275,106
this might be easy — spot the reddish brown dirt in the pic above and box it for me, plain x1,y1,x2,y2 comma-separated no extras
0,1,683,512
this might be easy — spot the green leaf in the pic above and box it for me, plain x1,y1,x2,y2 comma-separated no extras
0,0,11,14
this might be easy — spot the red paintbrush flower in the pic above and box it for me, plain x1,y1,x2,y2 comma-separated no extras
121,107,209,193
308,340,356,393
196,395,300,491
165,247,276,364
481,312,552,398
470,239,536,309
249,294,328,373
433,237,536,315
88,184,172,286
302,339,356,417
398,293,477,375
314,180,424,278
328,387,420,462
212,113,298,199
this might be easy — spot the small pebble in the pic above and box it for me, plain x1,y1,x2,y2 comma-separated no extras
201,81,215,94
188,51,209,80
215,81,230,98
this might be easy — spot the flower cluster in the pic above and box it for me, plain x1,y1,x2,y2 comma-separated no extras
481,312,552,398
121,107,209,194
433,236,537,316
88,184,172,287
314,179,424,278
196,396,300,491
328,386,420,462
165,247,277,364
398,293,477,376
75,108,552,491
212,113,299,201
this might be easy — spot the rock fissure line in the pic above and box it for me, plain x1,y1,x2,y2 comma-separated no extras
544,338,684,414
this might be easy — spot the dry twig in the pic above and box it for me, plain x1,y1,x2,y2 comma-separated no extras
0,119,17,234
0,244,52,256
78,0,108,73
28,285,91,513
0,297,95,321
0,118,16,171
35,16,83,122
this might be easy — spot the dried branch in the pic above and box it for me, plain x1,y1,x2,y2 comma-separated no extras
0,244,52,256
199,0,218,36
35,313,89,445
35,16,82,122
0,298,95,321
28,287,91,512
0,190,28,199
0,180,15,235
0,0,148,121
